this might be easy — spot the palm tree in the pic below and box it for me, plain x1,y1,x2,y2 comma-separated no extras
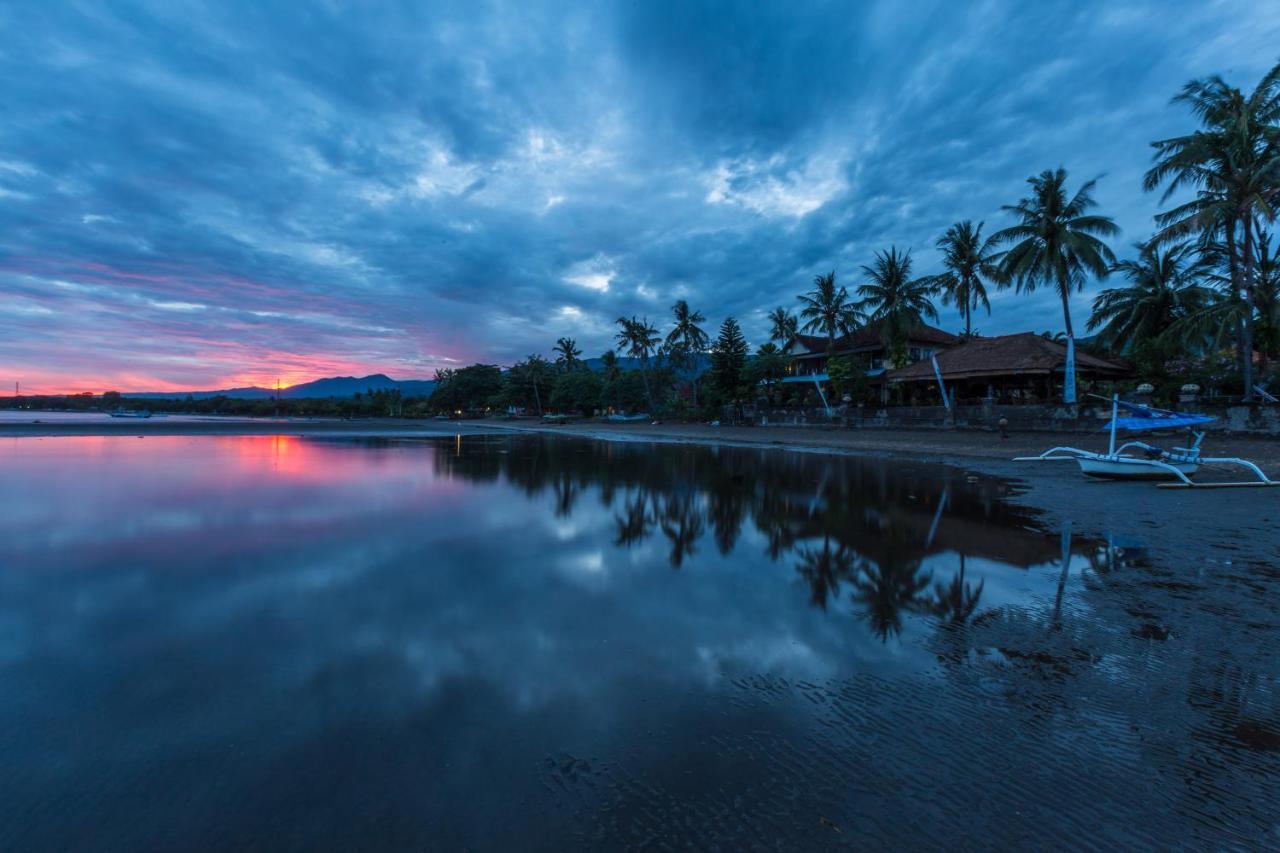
767,306,799,346
615,316,661,410
1169,230,1280,373
1087,241,1210,351
664,299,709,407
992,168,1119,339
1144,63,1280,399
599,350,621,382
919,221,1003,338
856,247,939,366
1254,229,1280,373
552,337,582,372
797,272,863,353
522,354,553,415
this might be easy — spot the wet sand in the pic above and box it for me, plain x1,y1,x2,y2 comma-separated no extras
6,415,1279,567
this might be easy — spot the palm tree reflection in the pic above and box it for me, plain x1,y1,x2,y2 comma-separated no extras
794,537,856,610
614,493,653,548
851,555,933,642
433,435,1058,643
659,494,704,569
926,554,985,626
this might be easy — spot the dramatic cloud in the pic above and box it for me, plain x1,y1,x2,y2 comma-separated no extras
1,0,1277,391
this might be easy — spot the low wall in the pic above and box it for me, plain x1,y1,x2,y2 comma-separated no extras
733,401,1280,436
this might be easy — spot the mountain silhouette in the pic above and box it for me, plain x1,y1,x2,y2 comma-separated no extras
129,373,437,400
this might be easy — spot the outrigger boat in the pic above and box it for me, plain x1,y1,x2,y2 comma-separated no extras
1015,394,1278,489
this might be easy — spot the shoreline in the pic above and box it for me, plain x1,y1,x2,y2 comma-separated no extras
7,414,1280,463
6,417,1278,564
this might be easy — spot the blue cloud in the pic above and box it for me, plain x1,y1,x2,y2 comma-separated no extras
0,0,1277,391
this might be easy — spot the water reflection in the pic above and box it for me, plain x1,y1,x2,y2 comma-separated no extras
427,435,1057,638
0,434,1276,850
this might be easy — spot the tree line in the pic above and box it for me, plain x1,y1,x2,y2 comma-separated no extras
434,60,1280,414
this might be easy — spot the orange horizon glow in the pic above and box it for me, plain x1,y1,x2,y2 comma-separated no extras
6,359,447,397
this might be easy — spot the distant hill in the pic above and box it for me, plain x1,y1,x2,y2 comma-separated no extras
130,373,436,400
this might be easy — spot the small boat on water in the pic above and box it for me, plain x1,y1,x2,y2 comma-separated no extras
1015,394,1278,488
109,409,152,419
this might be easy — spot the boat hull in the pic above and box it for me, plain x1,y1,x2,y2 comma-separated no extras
1076,456,1198,480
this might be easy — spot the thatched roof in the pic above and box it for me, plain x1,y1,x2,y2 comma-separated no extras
886,333,1128,383
789,321,958,357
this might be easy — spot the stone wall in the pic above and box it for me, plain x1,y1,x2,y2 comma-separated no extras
731,401,1280,436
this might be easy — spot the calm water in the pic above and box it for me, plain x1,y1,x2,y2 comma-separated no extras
1,434,1276,850
0,410,313,423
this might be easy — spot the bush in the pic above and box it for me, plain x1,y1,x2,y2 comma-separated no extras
602,371,649,413
550,370,603,416
428,364,504,414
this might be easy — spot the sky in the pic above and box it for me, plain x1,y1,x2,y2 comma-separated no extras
2,0,1279,393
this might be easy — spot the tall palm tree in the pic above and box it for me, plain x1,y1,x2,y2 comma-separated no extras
992,168,1119,339
523,354,552,415
1144,62,1280,398
553,337,582,372
919,221,1003,338
664,299,709,407
797,272,863,353
856,247,939,366
767,306,799,346
615,316,661,410
1087,241,1210,351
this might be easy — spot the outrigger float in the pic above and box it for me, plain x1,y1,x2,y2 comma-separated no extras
1015,394,1279,489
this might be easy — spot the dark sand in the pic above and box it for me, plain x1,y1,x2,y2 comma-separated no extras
6,415,1279,566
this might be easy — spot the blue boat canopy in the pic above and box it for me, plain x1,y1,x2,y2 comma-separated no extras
1101,399,1216,432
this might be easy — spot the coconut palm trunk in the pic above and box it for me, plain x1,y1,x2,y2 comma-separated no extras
640,355,654,411
1057,268,1075,339
1241,212,1256,400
